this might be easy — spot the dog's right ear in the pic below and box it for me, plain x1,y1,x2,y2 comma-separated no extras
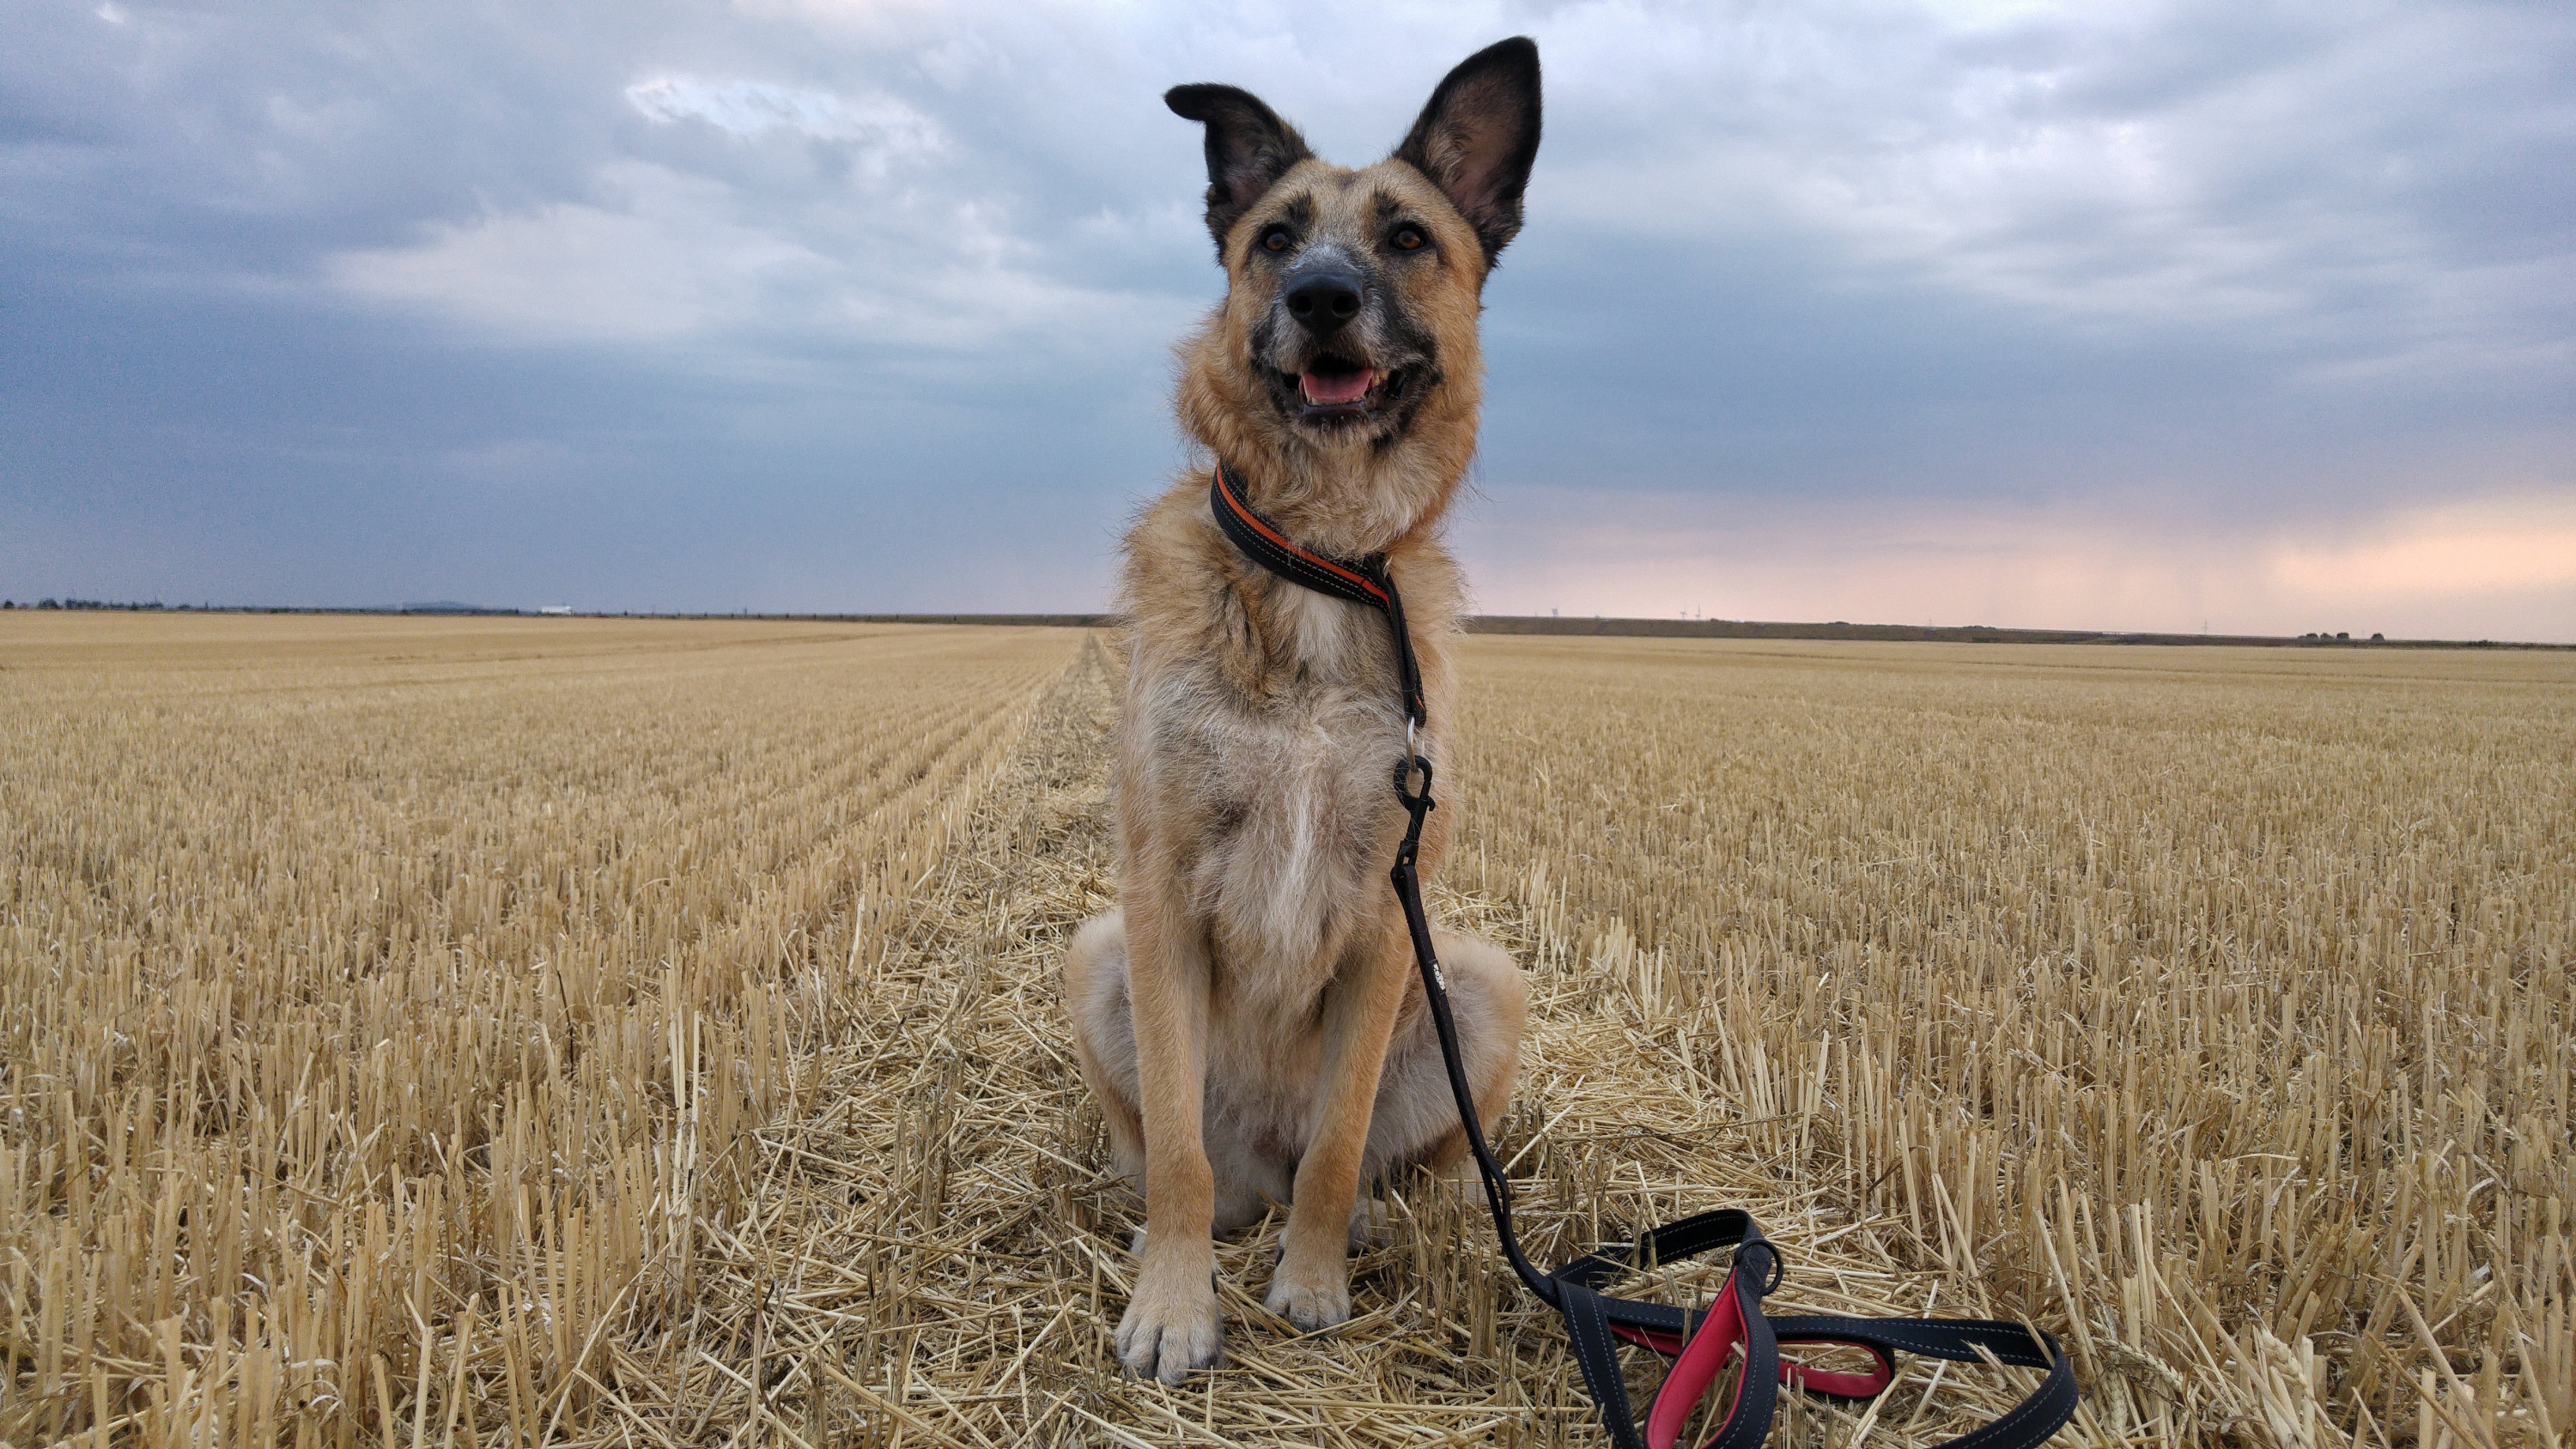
1166,84,1314,258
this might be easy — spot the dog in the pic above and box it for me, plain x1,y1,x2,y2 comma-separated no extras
1060,39,1540,1383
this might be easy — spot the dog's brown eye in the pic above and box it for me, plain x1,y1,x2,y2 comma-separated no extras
1260,226,1292,253
1391,225,1425,252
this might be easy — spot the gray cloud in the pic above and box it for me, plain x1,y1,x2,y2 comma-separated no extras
3,0,2569,633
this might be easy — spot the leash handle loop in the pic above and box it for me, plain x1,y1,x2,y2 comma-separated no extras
1558,1281,1649,1449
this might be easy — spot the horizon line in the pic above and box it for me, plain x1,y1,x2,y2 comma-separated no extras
7,600,2567,651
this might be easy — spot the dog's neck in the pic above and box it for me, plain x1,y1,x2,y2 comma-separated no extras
1178,336,1481,562
1194,436,1467,564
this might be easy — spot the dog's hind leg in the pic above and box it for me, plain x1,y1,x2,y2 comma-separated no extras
1207,1122,1293,1235
1064,911,1145,1183
1361,930,1529,1186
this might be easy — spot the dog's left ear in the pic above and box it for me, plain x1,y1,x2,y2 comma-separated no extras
1393,38,1542,264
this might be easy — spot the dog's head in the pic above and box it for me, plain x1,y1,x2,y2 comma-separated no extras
1168,39,1540,460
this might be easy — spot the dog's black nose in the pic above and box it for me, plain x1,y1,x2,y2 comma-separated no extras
1285,269,1364,334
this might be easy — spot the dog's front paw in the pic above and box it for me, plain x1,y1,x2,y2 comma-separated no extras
1262,1254,1352,1332
1115,1257,1224,1383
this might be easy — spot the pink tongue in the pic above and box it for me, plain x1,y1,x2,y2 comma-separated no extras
1300,368,1375,405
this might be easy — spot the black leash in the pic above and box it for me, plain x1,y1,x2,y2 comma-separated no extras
1212,463,2080,1449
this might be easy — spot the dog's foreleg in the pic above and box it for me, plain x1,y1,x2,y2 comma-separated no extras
1266,918,1412,1331
1112,883,1225,1382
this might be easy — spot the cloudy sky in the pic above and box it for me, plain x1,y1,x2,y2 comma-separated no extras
5,0,2571,639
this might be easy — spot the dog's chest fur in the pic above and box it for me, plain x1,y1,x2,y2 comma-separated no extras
1145,591,1397,985
1122,539,1451,1018
1193,594,1406,992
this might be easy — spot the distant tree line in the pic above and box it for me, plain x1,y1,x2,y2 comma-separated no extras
3,598,176,610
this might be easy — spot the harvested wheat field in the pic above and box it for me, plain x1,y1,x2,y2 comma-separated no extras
2,615,2569,1449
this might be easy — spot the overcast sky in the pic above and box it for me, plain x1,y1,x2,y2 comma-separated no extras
5,0,2571,638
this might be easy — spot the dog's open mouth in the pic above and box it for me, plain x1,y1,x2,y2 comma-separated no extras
1289,358,1403,419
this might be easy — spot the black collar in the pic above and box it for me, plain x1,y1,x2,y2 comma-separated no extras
1207,462,1425,727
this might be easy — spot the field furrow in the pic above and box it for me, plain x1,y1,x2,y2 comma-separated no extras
3,618,2567,1448
0,617,1078,1449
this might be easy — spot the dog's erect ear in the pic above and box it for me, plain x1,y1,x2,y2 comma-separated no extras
1166,84,1314,256
1392,38,1541,264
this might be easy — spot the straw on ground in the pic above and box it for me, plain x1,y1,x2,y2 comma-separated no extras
1,614,2567,1448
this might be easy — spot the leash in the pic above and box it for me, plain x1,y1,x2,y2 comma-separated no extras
1210,462,2079,1449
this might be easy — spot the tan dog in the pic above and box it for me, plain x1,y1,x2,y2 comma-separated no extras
1060,40,1540,1383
